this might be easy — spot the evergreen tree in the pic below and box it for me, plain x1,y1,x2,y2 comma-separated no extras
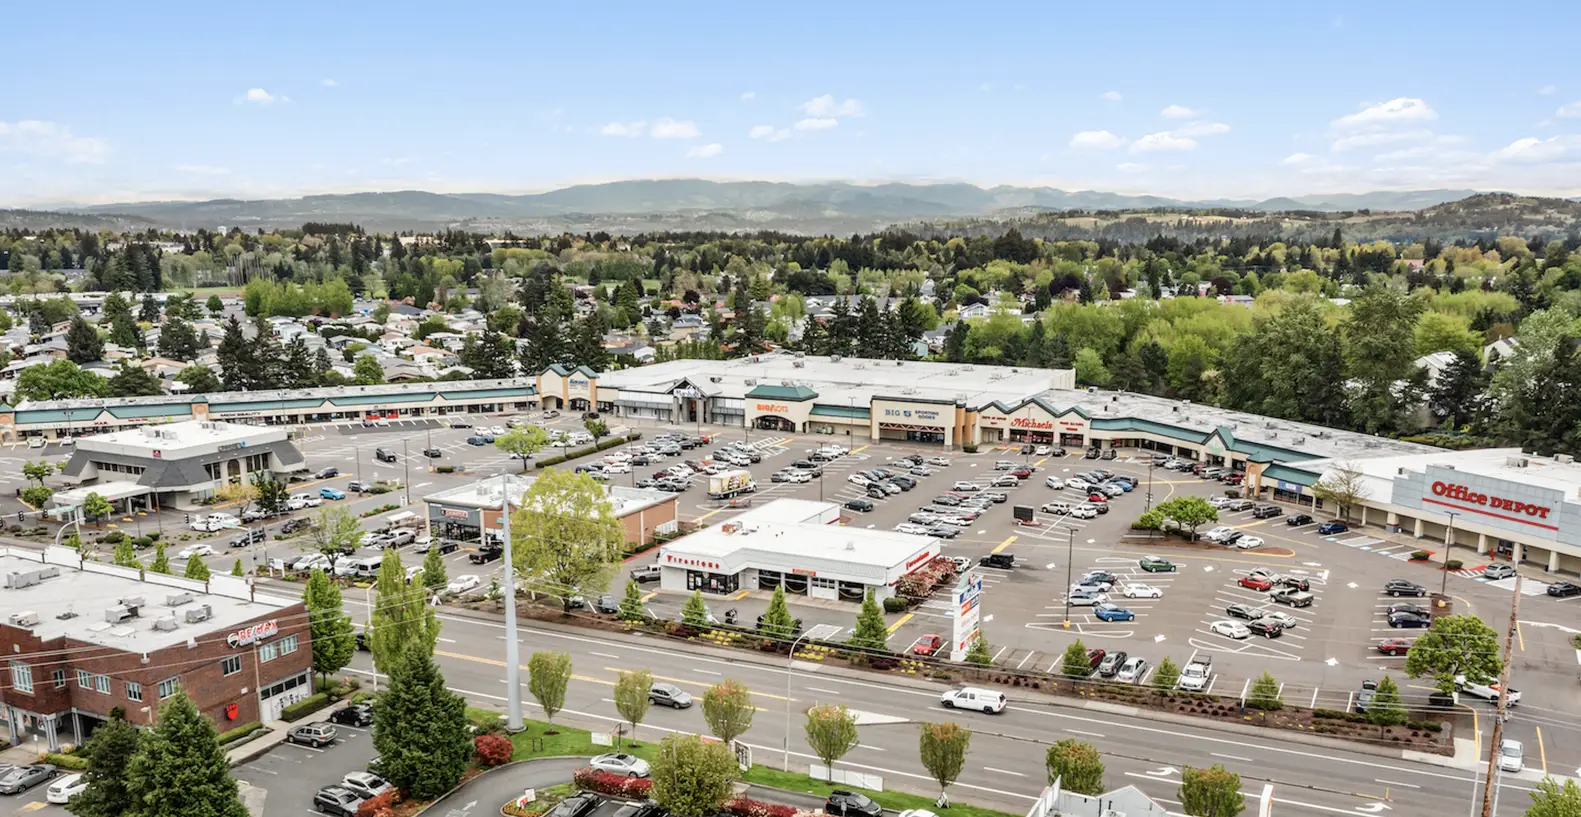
758,584,797,639
305,568,355,683
206,294,224,316
421,543,449,593
313,347,333,383
372,643,472,800
847,590,890,653
66,316,104,363
150,543,170,574
370,547,439,671
618,578,648,622
108,310,142,349
138,293,160,323
183,554,211,581
353,354,385,385
247,317,283,389
216,316,252,391
113,539,139,568
965,633,993,666
682,590,713,628
175,365,222,394
573,312,611,370
1428,349,1489,428
231,559,244,577
68,713,143,817
280,336,315,388
108,362,164,397
125,691,249,817
156,317,201,361
799,317,830,355
944,322,970,362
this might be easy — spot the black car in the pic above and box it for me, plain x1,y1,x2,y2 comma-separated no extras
1082,570,1119,585
313,786,364,817
826,790,883,817
925,525,959,539
1020,444,1036,455
329,703,374,727
281,518,311,535
844,499,874,512
612,801,669,817
315,466,340,479
1387,602,1429,617
933,494,963,506
1083,448,1100,459
1286,513,1314,526
1252,504,1281,519
593,595,620,615
448,419,473,428
1226,603,1263,620
1096,650,1127,677
469,545,504,564
1273,575,1310,592
423,448,443,458
1384,579,1426,597
1389,611,1432,629
547,791,604,817
1548,581,1581,598
1247,619,1284,639
979,553,1016,569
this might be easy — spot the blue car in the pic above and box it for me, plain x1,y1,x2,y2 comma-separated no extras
319,487,346,500
1093,603,1136,622
1317,521,1348,535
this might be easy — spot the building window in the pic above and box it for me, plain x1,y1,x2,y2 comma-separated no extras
52,669,66,688
810,576,838,590
259,642,278,662
278,635,298,656
95,674,110,694
157,677,179,699
222,655,242,676
9,662,32,694
77,669,92,689
126,681,142,702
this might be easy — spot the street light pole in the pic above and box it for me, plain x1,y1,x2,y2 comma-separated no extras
1144,457,1155,513
499,472,524,733
783,629,817,769
1440,511,1459,599
1063,527,1074,629
402,440,411,506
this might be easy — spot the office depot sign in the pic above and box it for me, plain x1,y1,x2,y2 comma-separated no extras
1430,481,1552,519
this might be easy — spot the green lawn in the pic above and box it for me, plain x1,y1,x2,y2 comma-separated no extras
472,709,1016,817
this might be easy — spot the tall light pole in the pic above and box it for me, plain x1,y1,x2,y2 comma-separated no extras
499,472,524,733
1144,457,1155,513
1440,511,1459,600
1480,575,1521,817
402,440,411,506
1063,527,1075,629
784,623,842,768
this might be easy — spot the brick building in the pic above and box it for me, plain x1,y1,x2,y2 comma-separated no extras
0,546,312,750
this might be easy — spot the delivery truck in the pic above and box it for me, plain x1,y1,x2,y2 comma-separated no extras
707,470,757,500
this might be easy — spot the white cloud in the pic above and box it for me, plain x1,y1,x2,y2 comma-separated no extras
1101,90,1123,102
1331,97,1437,130
1160,104,1199,119
685,143,724,158
174,164,230,175
649,117,701,139
1130,131,1196,153
1281,153,1313,166
1172,121,1230,137
1491,136,1568,164
794,117,838,131
1115,162,1147,173
740,91,755,102
1330,129,1436,152
1557,100,1581,118
1538,85,1557,96
1069,130,1125,150
237,87,287,105
749,125,790,142
321,78,338,87
0,120,108,164
599,121,647,137
380,156,416,166
801,94,863,118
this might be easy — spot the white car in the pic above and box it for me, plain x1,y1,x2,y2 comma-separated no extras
1233,536,1264,550
1035,445,1052,455
1070,505,1099,520
46,773,86,804
178,544,215,559
848,474,872,487
293,554,331,571
1498,739,1524,773
288,493,323,510
1203,526,1236,543
784,470,811,484
1208,496,1233,508
1068,590,1108,606
448,574,482,594
1041,502,1071,515
342,771,393,800
1044,476,1065,489
1122,584,1163,599
1065,478,1092,491
928,456,951,467
1210,620,1251,639
894,523,931,535
1115,656,1149,684
1261,610,1298,629
190,513,240,532
604,462,632,474
405,565,425,583
951,481,980,492
589,752,651,777
490,425,507,436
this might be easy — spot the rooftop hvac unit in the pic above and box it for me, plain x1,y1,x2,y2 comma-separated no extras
1268,431,1277,438
118,596,146,612
1558,454,1576,464
1293,436,1306,444
183,604,213,624
165,592,194,607
1087,386,1097,394
8,611,39,628
794,351,805,358
153,617,179,632
781,380,794,386
1507,457,1529,468
105,606,134,624
744,379,756,386
793,360,805,368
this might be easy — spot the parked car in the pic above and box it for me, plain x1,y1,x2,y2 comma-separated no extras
1097,651,1128,677
330,703,375,727
1226,603,1263,621
649,682,693,708
1286,513,1314,526
1387,602,1430,617
1138,556,1177,573
1384,579,1427,597
44,772,86,804
1261,610,1298,629
844,499,874,513
1122,583,1163,599
1238,575,1274,591
1247,619,1284,638
341,771,393,800
912,634,943,656
546,791,604,817
448,574,483,594
1068,590,1108,607
1271,589,1314,607
287,722,338,748
1389,612,1432,629
1548,581,1581,598
1093,603,1135,622
0,764,56,795
1252,504,1281,519
1317,520,1349,535
1376,638,1413,656
1482,564,1517,580
589,752,652,777
320,487,346,500
1210,620,1251,639
313,786,365,817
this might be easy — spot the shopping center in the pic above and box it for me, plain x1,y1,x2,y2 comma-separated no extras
422,474,678,549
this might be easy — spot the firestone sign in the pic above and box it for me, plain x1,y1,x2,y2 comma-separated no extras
227,620,278,649
1429,481,1552,519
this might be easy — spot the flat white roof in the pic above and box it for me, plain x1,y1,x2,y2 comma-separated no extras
1304,448,1581,506
76,419,285,456
666,499,933,570
423,473,675,517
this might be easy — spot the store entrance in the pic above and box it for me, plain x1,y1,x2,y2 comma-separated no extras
686,570,740,594
755,415,795,432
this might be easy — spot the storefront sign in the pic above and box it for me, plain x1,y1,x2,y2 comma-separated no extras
1429,481,1553,520
755,403,790,413
217,441,246,452
979,414,1006,427
1059,420,1086,431
904,552,932,572
665,554,723,571
570,379,589,390
1011,417,1054,430
227,620,278,648
883,408,941,421
442,508,469,519
791,568,817,576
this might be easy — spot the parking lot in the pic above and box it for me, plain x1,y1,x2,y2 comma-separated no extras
231,715,381,817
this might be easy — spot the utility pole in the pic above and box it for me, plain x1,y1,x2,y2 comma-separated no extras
1480,575,1521,817
1063,527,1074,628
1144,458,1155,513
1440,512,1458,599
499,472,524,733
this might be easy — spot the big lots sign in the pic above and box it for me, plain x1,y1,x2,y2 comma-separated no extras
1429,481,1553,520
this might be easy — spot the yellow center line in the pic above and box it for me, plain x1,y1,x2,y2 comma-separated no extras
727,589,750,601
1536,725,1547,774
1456,702,1481,756
640,591,658,602
693,508,726,523
886,612,914,634
992,534,1018,554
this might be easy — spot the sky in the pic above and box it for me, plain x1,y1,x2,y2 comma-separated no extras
4,0,1580,206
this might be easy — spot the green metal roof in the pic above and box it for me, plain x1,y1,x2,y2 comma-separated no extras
208,398,327,413
438,387,536,400
14,409,92,425
746,384,818,402
1262,464,1322,486
1090,417,1206,444
809,405,870,419
544,364,598,378
106,404,193,420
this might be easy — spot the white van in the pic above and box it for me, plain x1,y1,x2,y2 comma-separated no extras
383,511,422,529
567,432,594,446
191,513,240,532
940,686,1007,713
339,554,384,580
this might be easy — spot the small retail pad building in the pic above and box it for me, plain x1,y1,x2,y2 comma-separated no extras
422,474,678,549
653,499,939,599
0,546,311,750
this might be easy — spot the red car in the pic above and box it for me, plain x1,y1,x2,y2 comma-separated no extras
1376,638,1413,657
1010,467,1033,479
1222,473,1244,485
912,635,943,656
1238,575,1274,591
1087,493,1109,504
1086,648,1106,670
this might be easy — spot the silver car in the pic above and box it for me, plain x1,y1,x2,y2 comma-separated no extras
589,752,652,778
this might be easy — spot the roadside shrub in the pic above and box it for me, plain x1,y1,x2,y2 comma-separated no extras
280,692,332,721
882,596,909,613
355,789,399,817
368,485,392,495
436,465,455,474
573,767,653,798
723,798,798,817
473,733,513,766
21,486,53,508
216,721,264,745
1445,559,1463,571
131,535,154,549
962,443,979,454
1410,550,1430,561
102,531,126,545
44,752,88,769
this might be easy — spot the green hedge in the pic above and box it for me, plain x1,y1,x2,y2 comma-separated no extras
217,720,265,746
536,436,630,469
882,596,910,613
45,752,88,770
280,692,333,721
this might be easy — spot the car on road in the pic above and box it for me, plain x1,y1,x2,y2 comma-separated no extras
1138,556,1176,573
1237,575,1274,591
1499,739,1524,773
315,466,341,479
1122,583,1162,599
1317,520,1348,534
1225,603,1263,620
1482,564,1517,580
649,682,694,708
1097,651,1128,677
341,771,393,800
590,752,652,777
827,789,885,817
0,764,56,794
939,687,1006,713
1384,579,1427,597
1286,513,1314,526
1068,589,1108,606
448,574,482,594
319,487,346,500
177,543,215,559
44,772,86,804
1093,603,1135,622
912,634,943,656
844,499,874,513
1376,638,1413,656
313,786,365,817
1548,581,1581,598
287,722,338,748
1388,611,1431,629
330,703,375,727
1210,620,1251,639
1247,619,1284,638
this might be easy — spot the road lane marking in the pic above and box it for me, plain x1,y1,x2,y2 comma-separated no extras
693,668,722,676
1212,753,1252,762
1375,779,1420,789
601,667,794,701
807,687,842,696
1067,729,1105,738
1536,725,1547,774
886,613,914,634
591,652,621,659
983,767,1026,777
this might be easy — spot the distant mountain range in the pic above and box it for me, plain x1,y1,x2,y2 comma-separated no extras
4,180,1492,234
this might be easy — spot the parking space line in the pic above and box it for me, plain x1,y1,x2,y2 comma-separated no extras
886,613,914,634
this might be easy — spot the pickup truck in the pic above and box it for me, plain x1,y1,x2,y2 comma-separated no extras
1456,676,1522,706
1177,657,1213,691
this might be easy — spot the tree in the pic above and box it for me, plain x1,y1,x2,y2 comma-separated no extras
1311,461,1368,522
510,468,624,612
113,539,138,568
495,426,550,472
805,703,860,769
231,559,244,577
370,547,440,670
206,294,224,316
1153,495,1218,539
124,691,249,817
372,643,472,800
965,633,992,667
847,589,890,653
614,669,653,747
150,543,170,574
1405,614,1503,695
701,679,755,745
68,713,142,817
353,354,385,385
1073,347,1111,387
1044,738,1104,795
1526,777,1581,817
66,315,103,363
1179,764,1245,817
183,554,211,581
1247,671,1282,711
309,505,365,566
304,568,355,684
584,418,610,439
422,543,449,593
918,722,971,803
649,734,740,817
107,361,164,397
22,459,53,487
250,471,290,518
1343,285,1424,433
82,492,113,523
1428,350,1489,428
16,358,109,401
1060,639,1092,678
758,583,797,640
528,651,573,728
175,364,222,394
139,293,160,323
682,590,713,628
1153,656,1181,691
618,578,649,622
1368,675,1407,726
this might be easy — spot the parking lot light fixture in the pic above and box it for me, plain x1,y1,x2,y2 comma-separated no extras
1063,528,1074,629
785,623,844,767
1440,511,1458,601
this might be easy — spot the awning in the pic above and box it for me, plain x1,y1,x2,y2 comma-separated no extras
53,481,152,505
